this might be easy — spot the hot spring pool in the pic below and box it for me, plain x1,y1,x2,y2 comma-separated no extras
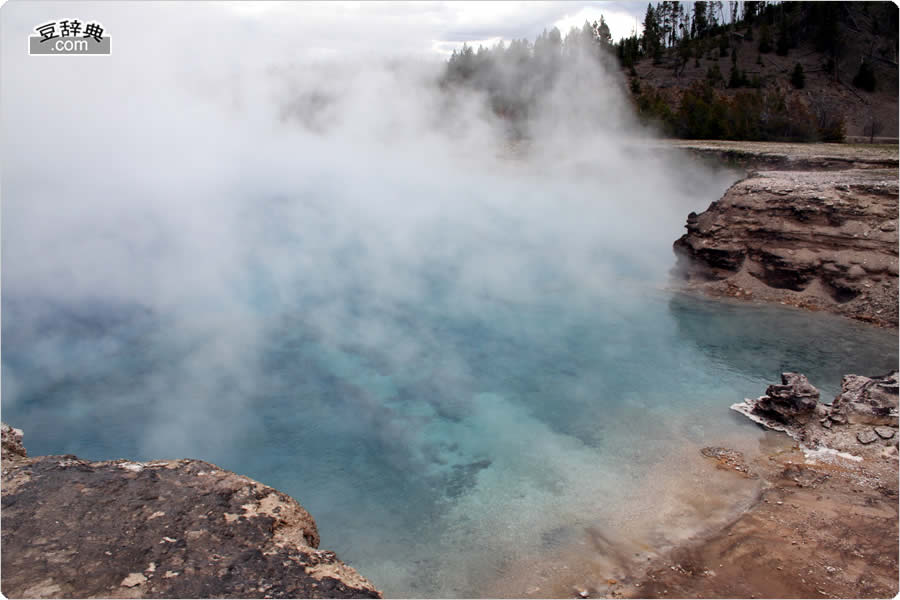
4,11,897,595
3,279,896,597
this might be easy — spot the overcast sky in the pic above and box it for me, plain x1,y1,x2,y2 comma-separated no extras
2,1,645,63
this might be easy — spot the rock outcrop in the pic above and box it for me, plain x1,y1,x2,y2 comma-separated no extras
1,425,381,599
732,371,899,458
2,423,26,459
752,372,822,426
829,372,900,426
674,167,899,327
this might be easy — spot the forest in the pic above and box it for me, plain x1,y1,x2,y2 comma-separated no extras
442,1,898,141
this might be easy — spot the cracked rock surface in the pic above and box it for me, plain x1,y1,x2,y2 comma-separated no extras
1,425,381,599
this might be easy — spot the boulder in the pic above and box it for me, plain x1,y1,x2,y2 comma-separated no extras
874,426,896,440
1,423,26,461
829,371,899,426
733,372,900,458
753,373,821,425
857,430,879,445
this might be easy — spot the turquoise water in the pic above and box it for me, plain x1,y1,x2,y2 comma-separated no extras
4,15,896,595
3,261,897,596
2,117,897,598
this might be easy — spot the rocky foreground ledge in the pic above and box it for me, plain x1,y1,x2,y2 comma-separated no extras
672,142,899,328
0,424,381,599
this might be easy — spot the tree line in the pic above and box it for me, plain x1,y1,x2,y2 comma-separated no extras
442,18,614,131
441,2,896,142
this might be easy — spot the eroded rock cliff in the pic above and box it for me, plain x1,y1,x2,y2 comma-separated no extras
674,167,899,327
1,424,381,599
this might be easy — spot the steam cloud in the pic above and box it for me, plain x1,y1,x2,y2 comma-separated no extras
11,6,900,597
2,3,735,457
2,5,760,595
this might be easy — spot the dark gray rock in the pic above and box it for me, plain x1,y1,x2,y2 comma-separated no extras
1,424,381,599
874,426,896,440
752,373,821,425
830,371,899,426
857,430,879,445
733,372,900,458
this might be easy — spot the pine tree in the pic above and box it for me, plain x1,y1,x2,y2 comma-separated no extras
694,1,709,38
790,63,805,89
852,60,876,92
596,17,612,47
776,21,791,56
642,3,662,60
758,24,772,53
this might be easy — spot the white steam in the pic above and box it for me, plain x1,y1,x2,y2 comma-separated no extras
2,2,738,455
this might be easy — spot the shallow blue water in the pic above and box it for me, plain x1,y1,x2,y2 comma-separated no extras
3,15,895,594
3,273,897,596
3,137,898,597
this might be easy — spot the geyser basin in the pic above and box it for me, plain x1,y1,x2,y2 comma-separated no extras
2,8,897,595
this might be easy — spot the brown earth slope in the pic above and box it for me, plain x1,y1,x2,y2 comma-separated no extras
625,371,899,599
628,4,898,140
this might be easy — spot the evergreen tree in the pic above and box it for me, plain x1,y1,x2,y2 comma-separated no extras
790,63,805,89
642,3,663,60
706,63,723,85
758,24,772,53
707,1,719,29
596,17,612,47
852,60,876,92
728,64,744,87
744,1,761,23
776,21,791,56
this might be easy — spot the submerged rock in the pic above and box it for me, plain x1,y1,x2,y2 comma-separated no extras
1,424,381,599
700,446,753,476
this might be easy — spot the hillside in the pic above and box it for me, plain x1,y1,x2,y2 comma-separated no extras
441,2,898,143
624,2,899,141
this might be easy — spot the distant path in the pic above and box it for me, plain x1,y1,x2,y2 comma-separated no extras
669,139,899,171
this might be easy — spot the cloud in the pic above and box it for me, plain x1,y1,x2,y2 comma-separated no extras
0,1,648,63
553,6,642,41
